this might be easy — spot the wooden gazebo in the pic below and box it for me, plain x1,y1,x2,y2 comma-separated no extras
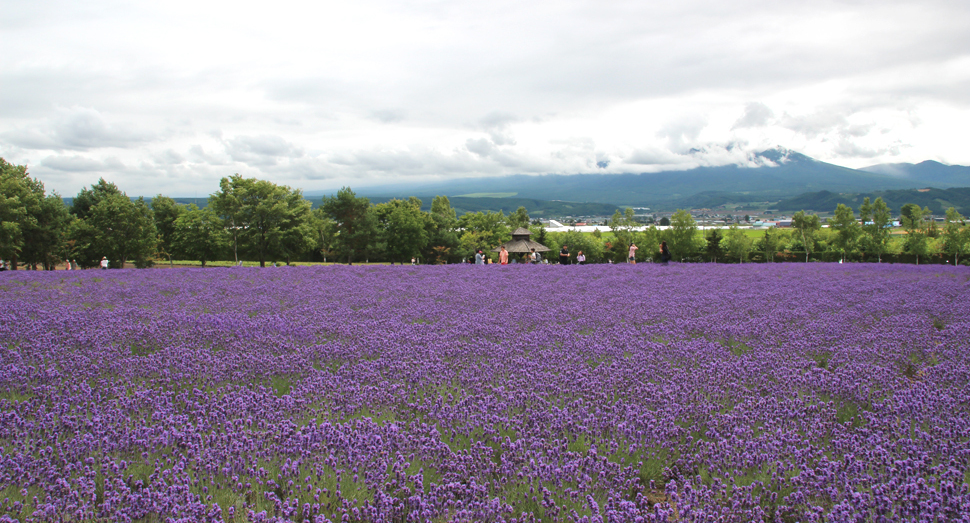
491,227,551,255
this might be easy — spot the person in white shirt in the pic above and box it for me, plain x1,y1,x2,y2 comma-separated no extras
100,257,109,270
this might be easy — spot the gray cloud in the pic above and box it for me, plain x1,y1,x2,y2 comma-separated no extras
832,138,904,159
224,135,305,166
369,109,407,123
465,138,497,158
4,107,155,151
41,154,118,172
153,149,185,165
733,102,774,129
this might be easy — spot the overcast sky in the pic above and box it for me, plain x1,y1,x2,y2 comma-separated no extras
2,0,968,197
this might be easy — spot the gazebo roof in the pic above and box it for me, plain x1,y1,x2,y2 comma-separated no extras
491,227,551,253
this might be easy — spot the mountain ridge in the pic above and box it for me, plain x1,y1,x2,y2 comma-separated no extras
307,149,968,206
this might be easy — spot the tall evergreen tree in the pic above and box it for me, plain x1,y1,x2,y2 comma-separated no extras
705,228,723,263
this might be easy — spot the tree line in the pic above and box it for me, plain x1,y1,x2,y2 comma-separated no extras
0,161,529,268
639,199,969,265
2,159,969,269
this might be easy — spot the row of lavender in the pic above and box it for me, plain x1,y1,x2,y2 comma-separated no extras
1,264,969,522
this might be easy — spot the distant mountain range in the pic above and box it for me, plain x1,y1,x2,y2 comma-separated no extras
860,161,970,187
309,148,969,209
775,187,970,216
63,149,970,217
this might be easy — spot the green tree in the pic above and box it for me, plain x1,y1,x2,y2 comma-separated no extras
151,195,184,265
1,159,71,269
608,208,640,263
829,203,861,262
172,205,227,267
425,195,459,264
900,203,922,223
209,175,247,263
238,179,314,267
942,207,969,265
859,197,891,262
375,197,430,264
20,194,72,270
311,208,338,263
791,211,821,262
322,187,378,264
705,229,723,262
71,178,122,221
87,193,158,268
901,204,932,264
755,228,781,262
457,210,511,259
665,209,698,261
723,224,753,263
507,206,531,230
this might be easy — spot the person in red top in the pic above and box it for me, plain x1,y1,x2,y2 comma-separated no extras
499,246,509,265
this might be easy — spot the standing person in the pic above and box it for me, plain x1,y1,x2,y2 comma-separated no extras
576,251,586,265
71,260,78,270
628,242,638,264
100,257,109,270
499,246,509,265
530,248,539,264
64,259,71,270
660,241,671,265
475,250,484,265
559,245,570,265
411,257,416,266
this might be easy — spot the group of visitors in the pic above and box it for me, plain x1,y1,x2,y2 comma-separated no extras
625,241,671,265
57,256,109,270
476,247,544,265
472,241,672,266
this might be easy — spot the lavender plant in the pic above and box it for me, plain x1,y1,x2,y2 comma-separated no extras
1,264,968,522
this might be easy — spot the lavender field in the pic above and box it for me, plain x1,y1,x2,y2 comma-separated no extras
1,264,969,522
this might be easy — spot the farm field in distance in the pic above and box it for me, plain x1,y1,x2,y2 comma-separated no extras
1,264,969,522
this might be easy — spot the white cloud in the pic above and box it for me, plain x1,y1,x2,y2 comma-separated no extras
1,0,969,195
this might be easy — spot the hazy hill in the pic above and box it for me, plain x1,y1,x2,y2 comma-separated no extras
775,187,970,215
333,149,959,207
860,161,970,187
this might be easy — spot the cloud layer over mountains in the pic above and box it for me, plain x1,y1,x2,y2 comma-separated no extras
2,0,969,196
